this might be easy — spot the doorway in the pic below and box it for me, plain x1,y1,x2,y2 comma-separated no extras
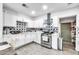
60,16,76,51
61,23,71,42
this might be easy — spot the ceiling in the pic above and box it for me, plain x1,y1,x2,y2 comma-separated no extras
3,3,79,18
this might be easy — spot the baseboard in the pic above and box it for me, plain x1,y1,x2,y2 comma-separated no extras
15,41,41,50
15,41,58,51
32,41,41,45
15,41,34,50
15,41,58,50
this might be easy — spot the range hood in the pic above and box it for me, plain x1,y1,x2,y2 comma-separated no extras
43,13,54,33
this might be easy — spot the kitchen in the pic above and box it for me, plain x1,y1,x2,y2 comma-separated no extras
0,3,79,55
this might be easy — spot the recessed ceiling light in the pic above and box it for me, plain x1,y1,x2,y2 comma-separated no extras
42,5,48,10
31,10,36,15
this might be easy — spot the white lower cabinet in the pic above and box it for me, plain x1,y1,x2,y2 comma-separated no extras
24,32,33,44
15,33,33,48
3,31,42,49
33,31,42,44
76,37,79,51
52,33,59,49
3,33,33,48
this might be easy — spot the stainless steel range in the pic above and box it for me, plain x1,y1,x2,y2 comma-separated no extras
41,13,54,48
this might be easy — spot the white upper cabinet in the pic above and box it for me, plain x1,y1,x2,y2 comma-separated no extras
33,16,46,28
17,15,33,28
3,10,33,27
3,11,17,27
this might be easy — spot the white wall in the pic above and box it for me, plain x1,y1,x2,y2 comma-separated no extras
76,13,79,51
60,17,75,23
34,8,79,50
0,3,3,42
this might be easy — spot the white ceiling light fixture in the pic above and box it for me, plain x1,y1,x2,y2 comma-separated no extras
42,5,48,10
31,10,36,15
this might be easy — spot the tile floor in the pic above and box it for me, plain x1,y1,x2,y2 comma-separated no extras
16,43,78,55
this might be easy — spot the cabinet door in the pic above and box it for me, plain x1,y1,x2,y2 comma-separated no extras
36,32,41,44
3,12,17,26
33,31,42,44
25,32,33,43
52,34,58,49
